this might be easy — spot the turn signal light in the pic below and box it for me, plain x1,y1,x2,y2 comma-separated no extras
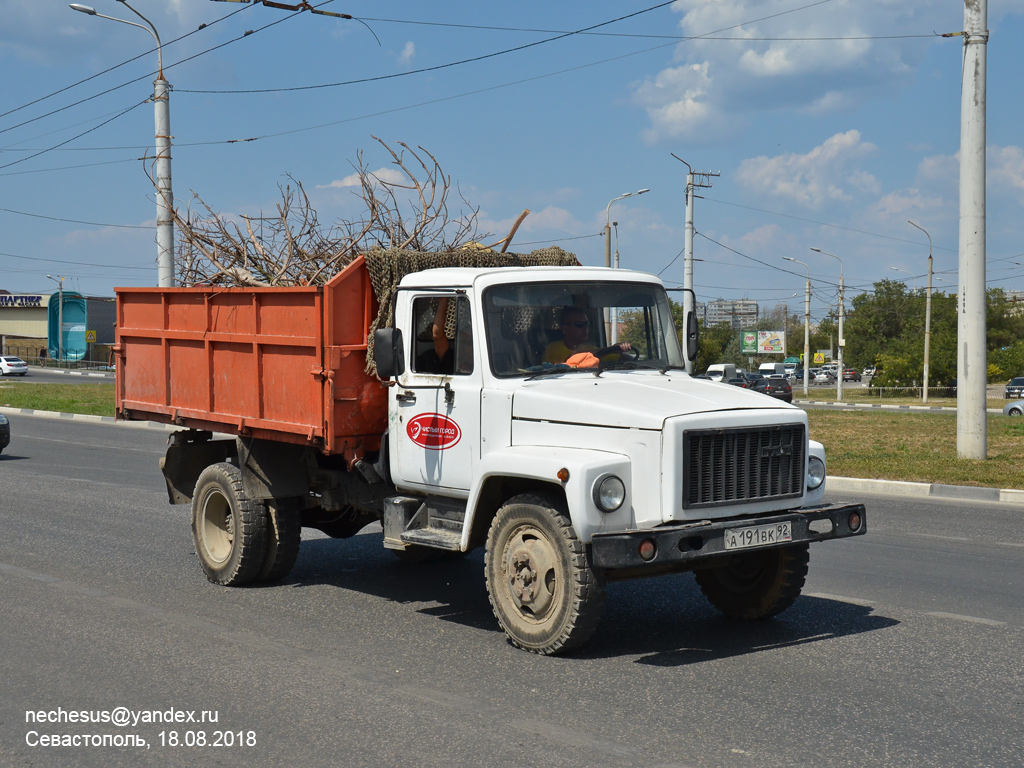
638,538,657,562
557,467,570,482
848,511,862,532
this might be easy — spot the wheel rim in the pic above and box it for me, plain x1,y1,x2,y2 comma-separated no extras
714,552,769,593
502,524,560,622
199,490,234,564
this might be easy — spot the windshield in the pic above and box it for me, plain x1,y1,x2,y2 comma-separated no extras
483,280,685,377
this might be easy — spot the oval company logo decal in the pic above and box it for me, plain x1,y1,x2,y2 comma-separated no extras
407,413,462,450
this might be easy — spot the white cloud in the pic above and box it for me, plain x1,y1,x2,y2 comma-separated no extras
316,167,407,190
398,41,415,65
633,61,720,142
990,145,1024,196
633,0,954,143
736,130,877,208
481,206,585,239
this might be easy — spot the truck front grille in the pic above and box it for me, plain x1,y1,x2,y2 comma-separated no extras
683,424,805,509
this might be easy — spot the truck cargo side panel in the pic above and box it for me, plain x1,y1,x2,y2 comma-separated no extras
116,256,388,457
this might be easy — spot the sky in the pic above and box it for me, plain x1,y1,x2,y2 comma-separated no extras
1,0,1022,327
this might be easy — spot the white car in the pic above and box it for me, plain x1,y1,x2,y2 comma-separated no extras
0,356,28,376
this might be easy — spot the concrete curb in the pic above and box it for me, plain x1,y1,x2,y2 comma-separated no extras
0,406,176,432
828,476,1024,507
30,369,112,378
4,407,1023,507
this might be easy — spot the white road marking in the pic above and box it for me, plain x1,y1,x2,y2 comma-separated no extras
925,612,1006,627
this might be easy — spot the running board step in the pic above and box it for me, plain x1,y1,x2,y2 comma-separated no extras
400,528,462,551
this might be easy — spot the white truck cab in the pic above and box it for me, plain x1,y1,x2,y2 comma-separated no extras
373,266,866,654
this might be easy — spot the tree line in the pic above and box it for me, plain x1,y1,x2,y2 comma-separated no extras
683,280,1024,385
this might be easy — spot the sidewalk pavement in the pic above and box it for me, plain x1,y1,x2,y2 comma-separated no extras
3,406,1022,508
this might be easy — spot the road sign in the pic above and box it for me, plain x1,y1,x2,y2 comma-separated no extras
813,352,825,364
85,330,96,342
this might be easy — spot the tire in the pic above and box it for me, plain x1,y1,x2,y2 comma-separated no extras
1009,407,1023,417
258,498,301,582
191,462,268,586
484,493,605,655
694,543,810,620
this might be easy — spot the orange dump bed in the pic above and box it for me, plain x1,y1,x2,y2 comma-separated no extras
115,256,387,460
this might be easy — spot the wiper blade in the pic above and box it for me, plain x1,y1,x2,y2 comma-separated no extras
524,364,596,381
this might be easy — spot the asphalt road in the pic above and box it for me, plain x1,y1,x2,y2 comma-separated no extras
1,415,1022,768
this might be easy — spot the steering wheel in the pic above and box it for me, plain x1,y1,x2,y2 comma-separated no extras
595,344,638,361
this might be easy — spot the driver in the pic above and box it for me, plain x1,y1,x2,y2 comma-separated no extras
542,306,631,365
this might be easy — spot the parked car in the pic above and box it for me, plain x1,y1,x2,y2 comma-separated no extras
1004,400,1024,417
862,366,876,377
0,413,9,454
750,375,793,403
842,368,862,382
0,356,28,376
1005,377,1024,399
725,377,749,387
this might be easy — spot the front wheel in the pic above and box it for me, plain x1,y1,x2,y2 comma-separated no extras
485,494,604,655
1008,407,1023,417
191,462,268,586
694,543,810,620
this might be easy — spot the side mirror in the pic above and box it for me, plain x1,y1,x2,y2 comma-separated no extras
373,328,405,379
685,312,699,362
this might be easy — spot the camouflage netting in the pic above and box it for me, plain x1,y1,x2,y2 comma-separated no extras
363,246,579,376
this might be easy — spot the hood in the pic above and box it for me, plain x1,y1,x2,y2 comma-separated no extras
512,372,792,430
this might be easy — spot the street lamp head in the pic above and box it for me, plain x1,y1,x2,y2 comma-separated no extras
70,4,97,14
636,188,651,195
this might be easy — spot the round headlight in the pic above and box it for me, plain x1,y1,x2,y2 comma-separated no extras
594,475,625,512
807,456,825,490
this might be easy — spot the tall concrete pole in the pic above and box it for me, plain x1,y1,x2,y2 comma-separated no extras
154,73,174,287
683,171,695,374
70,2,174,287
957,0,988,458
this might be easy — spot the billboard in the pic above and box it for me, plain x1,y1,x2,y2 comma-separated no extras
740,330,786,355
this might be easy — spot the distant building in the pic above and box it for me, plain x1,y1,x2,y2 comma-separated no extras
697,298,759,329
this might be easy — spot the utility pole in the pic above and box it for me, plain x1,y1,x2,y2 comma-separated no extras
950,0,988,459
672,154,719,374
71,2,174,286
783,257,811,397
811,247,845,401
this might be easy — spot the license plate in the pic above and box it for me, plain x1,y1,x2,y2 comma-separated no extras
723,521,792,551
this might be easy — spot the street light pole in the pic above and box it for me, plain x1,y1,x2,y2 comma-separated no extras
783,257,811,397
71,2,174,287
908,220,933,403
811,247,844,401
46,274,65,365
890,266,917,291
604,188,649,340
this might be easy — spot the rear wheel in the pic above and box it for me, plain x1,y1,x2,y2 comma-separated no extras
258,498,301,582
694,543,810,619
485,493,604,655
1008,407,1023,417
191,462,268,586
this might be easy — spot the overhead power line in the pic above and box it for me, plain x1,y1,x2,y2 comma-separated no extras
180,0,679,94
0,2,253,123
0,207,153,230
